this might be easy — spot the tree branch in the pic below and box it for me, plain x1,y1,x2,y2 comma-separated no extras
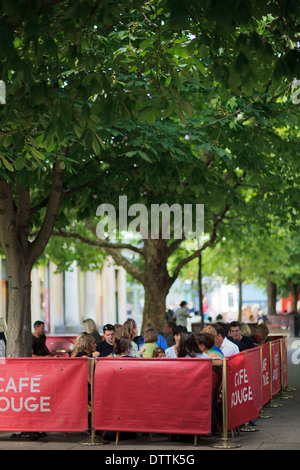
52,228,144,256
29,161,64,265
168,202,231,286
52,229,145,284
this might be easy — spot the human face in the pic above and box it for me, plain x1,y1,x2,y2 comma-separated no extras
35,324,45,337
133,325,138,337
215,334,223,348
230,326,242,341
255,331,266,344
104,329,115,345
89,339,97,354
174,333,181,345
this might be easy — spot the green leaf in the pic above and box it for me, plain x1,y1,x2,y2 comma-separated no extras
138,108,156,124
30,147,46,160
1,155,14,171
138,151,151,162
14,156,26,170
92,134,101,156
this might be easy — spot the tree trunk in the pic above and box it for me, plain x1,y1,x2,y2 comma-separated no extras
0,162,64,357
142,283,169,332
290,283,300,312
141,238,171,332
267,278,277,316
6,258,33,357
198,253,204,328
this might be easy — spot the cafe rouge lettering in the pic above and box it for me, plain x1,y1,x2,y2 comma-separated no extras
0,376,51,412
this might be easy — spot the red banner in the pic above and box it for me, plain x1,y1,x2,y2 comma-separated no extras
261,343,271,405
93,357,212,435
281,338,288,389
0,358,88,432
244,347,262,412
271,340,281,396
226,353,260,430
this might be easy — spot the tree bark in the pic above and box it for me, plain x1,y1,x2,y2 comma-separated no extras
143,283,169,331
6,260,33,357
142,238,171,331
290,283,300,312
198,253,204,328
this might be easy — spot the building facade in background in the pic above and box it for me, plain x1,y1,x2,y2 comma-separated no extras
0,257,127,335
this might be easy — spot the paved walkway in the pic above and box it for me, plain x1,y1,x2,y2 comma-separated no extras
0,335,299,453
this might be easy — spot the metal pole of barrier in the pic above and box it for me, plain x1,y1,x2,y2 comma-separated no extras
211,357,241,449
259,346,273,419
279,338,293,399
266,342,282,409
80,358,108,446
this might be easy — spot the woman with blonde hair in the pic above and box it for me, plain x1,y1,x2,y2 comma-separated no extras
121,319,140,357
82,318,102,345
72,332,96,402
240,322,252,337
254,323,270,345
72,332,97,358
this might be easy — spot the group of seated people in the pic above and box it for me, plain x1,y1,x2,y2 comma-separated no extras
72,317,271,361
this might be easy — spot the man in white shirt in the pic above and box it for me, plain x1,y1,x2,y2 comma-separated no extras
215,325,239,356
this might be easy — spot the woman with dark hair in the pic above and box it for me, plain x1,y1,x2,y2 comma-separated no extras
165,325,187,358
114,336,133,357
177,332,209,358
197,332,223,367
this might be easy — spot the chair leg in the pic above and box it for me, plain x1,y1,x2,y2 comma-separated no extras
194,434,198,446
115,431,120,445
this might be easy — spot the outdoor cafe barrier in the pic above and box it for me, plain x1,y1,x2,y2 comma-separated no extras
0,357,89,433
0,337,291,448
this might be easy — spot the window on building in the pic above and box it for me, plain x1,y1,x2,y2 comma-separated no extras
228,292,234,308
